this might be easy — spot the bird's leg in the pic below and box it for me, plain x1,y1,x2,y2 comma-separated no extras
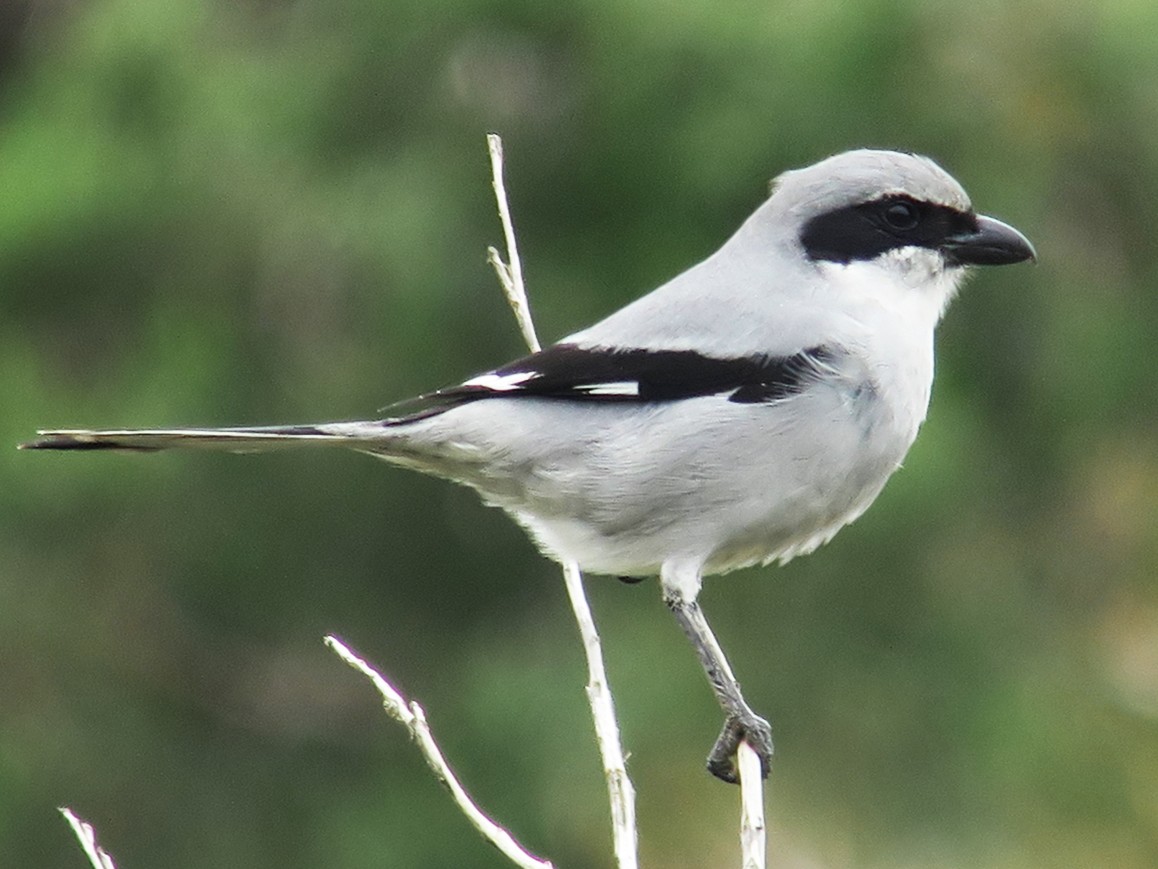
663,588,773,783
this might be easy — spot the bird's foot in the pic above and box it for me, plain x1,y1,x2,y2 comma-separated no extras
706,710,773,784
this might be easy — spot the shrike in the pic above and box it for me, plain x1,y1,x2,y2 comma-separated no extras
23,149,1035,783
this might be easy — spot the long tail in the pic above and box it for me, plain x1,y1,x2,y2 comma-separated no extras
19,421,389,453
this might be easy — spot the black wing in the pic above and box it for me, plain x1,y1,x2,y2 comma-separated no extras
383,343,836,422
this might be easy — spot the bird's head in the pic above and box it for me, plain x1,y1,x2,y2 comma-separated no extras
772,149,1035,269
760,149,1035,318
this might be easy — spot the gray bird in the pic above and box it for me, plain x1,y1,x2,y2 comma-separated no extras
23,149,1036,783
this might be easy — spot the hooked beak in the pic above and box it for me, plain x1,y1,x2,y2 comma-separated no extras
943,214,1036,267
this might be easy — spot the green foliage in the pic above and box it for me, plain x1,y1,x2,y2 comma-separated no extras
1,0,1156,866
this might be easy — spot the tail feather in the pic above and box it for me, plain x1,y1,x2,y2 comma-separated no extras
19,422,384,453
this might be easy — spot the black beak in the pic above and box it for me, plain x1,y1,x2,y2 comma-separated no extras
943,214,1036,267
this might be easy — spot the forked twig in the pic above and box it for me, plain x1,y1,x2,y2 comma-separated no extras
487,133,540,354
487,132,767,865
487,134,639,869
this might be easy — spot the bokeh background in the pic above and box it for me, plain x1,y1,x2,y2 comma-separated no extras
1,0,1156,866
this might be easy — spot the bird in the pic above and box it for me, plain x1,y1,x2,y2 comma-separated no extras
22,149,1036,784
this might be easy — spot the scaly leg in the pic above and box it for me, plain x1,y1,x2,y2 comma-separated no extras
662,569,773,784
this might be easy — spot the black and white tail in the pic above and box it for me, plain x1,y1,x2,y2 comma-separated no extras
19,422,389,453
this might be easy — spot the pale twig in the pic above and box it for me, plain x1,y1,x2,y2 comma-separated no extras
60,808,118,869
562,560,639,869
486,133,541,353
486,134,639,869
738,742,767,868
324,636,554,869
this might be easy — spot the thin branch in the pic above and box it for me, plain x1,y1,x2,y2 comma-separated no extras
738,743,767,868
325,636,554,869
486,132,541,353
562,560,639,869
486,134,639,869
60,808,118,869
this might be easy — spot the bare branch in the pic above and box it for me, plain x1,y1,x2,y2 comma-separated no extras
561,560,639,869
325,636,554,869
486,133,541,353
487,134,639,869
738,743,767,868
60,808,118,869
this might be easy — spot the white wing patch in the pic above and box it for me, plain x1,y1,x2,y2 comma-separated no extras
462,369,641,398
462,370,537,391
575,381,640,397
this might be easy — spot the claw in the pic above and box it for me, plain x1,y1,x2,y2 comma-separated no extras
706,711,773,784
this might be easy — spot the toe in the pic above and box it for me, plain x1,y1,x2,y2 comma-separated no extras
706,712,773,783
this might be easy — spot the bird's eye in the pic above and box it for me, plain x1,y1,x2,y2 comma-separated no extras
882,200,920,231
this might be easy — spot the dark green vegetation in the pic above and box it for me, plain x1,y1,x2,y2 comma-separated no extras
2,1,1156,866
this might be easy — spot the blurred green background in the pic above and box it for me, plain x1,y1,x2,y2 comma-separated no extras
1,0,1156,866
